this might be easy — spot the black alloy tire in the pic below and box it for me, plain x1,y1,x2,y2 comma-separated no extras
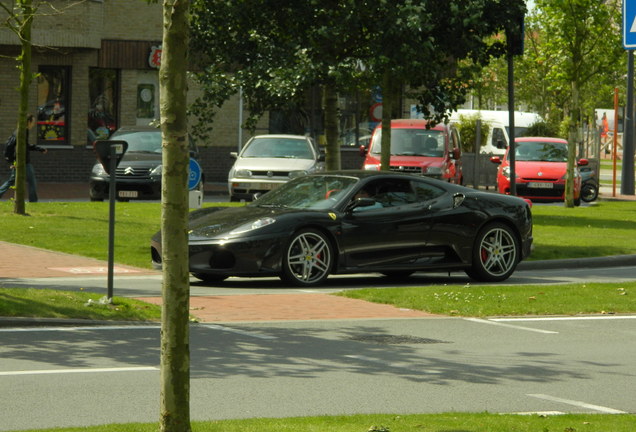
466,222,519,282
581,183,598,203
281,228,333,287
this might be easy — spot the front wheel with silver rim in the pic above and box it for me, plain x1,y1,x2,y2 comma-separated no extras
466,222,519,282
281,228,333,287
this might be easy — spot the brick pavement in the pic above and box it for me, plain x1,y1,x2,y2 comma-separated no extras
0,241,437,323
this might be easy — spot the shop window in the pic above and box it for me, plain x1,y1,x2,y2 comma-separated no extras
37,66,70,146
137,83,156,120
88,68,119,145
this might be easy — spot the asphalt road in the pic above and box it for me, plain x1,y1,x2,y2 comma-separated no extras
1,263,636,430
1,261,635,298
1,314,635,430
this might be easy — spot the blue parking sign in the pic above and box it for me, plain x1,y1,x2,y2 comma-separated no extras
188,158,202,190
625,1,636,49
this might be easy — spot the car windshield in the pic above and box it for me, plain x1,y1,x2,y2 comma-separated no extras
241,137,315,159
249,175,360,209
113,131,163,153
370,129,444,157
515,141,568,162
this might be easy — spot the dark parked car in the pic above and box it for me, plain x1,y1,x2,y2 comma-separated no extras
151,171,533,286
89,126,203,201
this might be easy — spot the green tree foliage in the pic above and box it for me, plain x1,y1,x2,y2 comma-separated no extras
525,0,623,207
520,0,624,123
454,113,491,153
190,0,527,169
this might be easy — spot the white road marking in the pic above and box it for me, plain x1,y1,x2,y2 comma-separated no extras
463,318,558,334
345,354,441,374
527,394,626,414
0,366,158,377
0,325,160,333
512,411,565,416
493,315,636,322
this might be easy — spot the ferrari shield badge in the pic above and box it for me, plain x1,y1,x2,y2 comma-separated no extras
328,212,337,221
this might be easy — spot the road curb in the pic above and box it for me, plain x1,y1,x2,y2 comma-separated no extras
518,254,636,271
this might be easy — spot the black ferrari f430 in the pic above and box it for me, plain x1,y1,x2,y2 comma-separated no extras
151,171,533,287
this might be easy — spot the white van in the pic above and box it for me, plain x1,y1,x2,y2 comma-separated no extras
448,109,542,155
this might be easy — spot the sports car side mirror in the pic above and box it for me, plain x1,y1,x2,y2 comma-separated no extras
359,145,368,157
577,158,589,167
346,197,376,212
490,156,502,164
230,152,238,159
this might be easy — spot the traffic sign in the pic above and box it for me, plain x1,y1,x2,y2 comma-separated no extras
624,1,636,49
188,158,202,190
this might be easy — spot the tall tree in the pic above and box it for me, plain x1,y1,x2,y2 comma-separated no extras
360,0,527,169
529,0,623,207
190,0,372,170
191,1,527,171
1,0,35,215
157,0,192,430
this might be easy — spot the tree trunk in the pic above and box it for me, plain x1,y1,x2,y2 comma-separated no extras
13,0,33,215
322,82,340,170
380,70,393,171
565,81,580,208
159,0,192,431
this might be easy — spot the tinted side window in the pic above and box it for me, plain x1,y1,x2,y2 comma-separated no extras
412,180,445,202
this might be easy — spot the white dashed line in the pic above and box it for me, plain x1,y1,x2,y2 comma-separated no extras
463,318,558,334
493,315,636,322
527,394,627,414
0,366,158,376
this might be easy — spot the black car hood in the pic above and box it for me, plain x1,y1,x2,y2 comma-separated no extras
188,205,295,239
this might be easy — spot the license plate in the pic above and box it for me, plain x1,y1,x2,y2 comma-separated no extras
119,190,138,198
527,182,553,189
260,183,278,190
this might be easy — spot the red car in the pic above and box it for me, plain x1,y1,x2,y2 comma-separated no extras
490,137,588,205
360,119,463,184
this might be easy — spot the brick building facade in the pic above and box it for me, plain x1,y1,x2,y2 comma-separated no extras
0,1,375,191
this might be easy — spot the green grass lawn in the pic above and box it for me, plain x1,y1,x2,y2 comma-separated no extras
0,287,161,322
1,200,635,267
9,413,636,432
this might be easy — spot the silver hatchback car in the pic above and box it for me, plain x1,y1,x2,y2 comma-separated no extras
228,134,325,201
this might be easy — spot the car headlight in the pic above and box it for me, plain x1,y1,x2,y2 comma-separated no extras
363,164,380,171
92,164,107,176
502,166,510,179
235,169,252,178
502,166,519,180
289,170,308,179
229,217,276,235
149,165,162,176
425,166,443,175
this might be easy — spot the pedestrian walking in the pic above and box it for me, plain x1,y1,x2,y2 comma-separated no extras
0,114,48,202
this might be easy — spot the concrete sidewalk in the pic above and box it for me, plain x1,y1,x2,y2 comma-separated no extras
2,239,636,325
